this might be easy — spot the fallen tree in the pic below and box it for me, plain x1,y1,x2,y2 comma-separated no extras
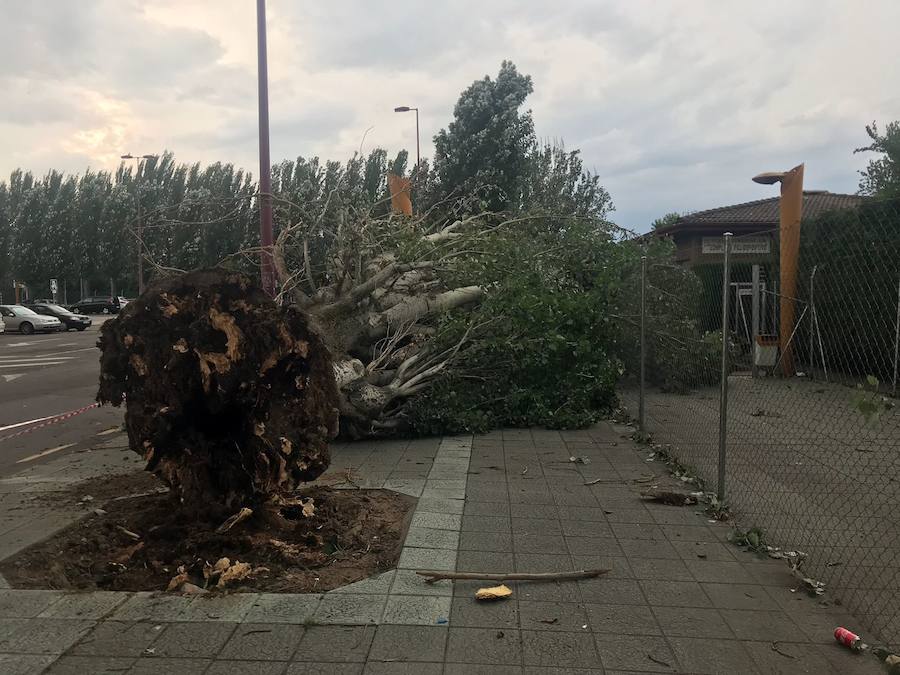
97,268,339,513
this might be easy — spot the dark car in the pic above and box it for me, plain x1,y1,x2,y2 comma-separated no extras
31,303,92,331
71,296,124,314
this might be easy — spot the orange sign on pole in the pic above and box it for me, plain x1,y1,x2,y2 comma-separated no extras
388,173,412,216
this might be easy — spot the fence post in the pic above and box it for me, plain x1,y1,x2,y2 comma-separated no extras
639,256,647,433
751,264,760,379
718,233,733,502
893,277,900,396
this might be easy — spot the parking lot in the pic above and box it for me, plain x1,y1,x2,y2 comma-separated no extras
0,318,124,475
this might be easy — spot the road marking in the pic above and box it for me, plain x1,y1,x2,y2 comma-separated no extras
96,427,121,436
16,443,77,464
3,338,66,347
2,374,23,382
0,347,95,359
0,415,57,433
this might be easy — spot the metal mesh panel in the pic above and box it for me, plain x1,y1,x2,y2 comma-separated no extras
622,198,900,647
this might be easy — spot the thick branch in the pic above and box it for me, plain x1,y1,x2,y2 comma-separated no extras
369,286,483,339
319,261,436,318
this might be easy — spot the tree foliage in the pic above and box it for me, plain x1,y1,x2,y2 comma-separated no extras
855,120,900,199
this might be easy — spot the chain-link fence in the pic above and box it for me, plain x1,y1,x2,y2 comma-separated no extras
621,198,900,648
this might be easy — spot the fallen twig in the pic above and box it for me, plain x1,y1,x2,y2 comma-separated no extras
647,654,672,668
415,568,610,584
584,478,604,485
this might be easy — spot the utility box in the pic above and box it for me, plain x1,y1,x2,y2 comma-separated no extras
754,335,779,367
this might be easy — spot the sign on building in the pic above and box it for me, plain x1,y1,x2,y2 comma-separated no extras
702,236,771,255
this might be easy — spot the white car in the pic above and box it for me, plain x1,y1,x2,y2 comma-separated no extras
0,316,5,333
0,305,64,334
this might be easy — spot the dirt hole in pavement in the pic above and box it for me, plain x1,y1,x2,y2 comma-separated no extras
2,472,415,593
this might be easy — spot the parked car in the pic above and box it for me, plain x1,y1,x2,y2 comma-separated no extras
70,296,125,314
0,316,5,334
31,303,92,331
0,305,64,334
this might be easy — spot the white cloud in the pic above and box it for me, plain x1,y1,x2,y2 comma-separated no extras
1,0,899,229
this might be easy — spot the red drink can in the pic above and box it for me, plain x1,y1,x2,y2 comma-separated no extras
834,627,862,651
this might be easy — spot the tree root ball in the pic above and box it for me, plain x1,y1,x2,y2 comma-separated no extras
97,269,339,513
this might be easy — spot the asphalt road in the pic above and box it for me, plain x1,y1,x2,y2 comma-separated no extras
0,318,125,476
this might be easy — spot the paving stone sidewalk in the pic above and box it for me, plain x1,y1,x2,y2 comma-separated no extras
0,424,883,674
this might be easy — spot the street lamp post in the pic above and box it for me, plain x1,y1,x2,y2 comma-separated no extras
121,153,157,296
393,106,420,173
256,0,275,296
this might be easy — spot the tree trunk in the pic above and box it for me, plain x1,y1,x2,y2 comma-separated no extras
97,269,339,514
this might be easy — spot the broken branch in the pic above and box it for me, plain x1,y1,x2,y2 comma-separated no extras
415,568,610,584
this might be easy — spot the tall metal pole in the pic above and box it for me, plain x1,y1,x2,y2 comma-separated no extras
717,233,733,502
809,266,818,379
256,0,275,297
414,108,420,173
639,256,647,433
751,264,760,379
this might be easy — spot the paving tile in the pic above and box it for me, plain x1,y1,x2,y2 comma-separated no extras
719,608,802,641
37,592,129,619
286,664,361,675
521,629,599,667
390,569,453,596
178,593,257,621
412,512,462,530
685,560,758,584
628,556,693,581
0,589,65,618
617,538,679,559
585,603,661,636
511,504,559,519
463,501,510,517
382,595,451,625
743,640,840,674
69,621,165,657
293,625,375,663
244,594,322,623
510,517,559,535
208,661,289,675
456,550,514,573
514,534,567,554
462,514,511,532
331,571,395,595
667,636,760,674
515,553,575,573
610,523,667,541
368,624,447,662
109,592,192,621
578,578,646,606
446,665,523,675
422,487,469,501
459,531,513,552
418,497,465,515
639,579,710,608
595,634,677,672
0,653,56,675
218,623,305,661
571,555,634,579
44,655,136,674
128,656,211,674
556,506,610,522
565,536,621,557
670,539,737,562
560,519,614,538
0,618,94,654
515,580,582,603
405,527,460,549
652,606,733,639
446,626,522,665
397,546,456,571
602,507,658,524
313,594,386,624
518,600,589,632
149,621,237,658
450,596,519,628
701,583,772,610
363,663,442,675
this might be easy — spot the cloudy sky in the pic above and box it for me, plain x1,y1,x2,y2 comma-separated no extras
2,0,898,230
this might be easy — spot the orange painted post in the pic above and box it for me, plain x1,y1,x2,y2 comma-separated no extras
388,174,413,216
777,164,804,376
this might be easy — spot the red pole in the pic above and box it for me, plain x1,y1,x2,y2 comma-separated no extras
256,0,275,296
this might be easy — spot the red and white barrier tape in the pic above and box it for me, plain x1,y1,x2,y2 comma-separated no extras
0,403,100,443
